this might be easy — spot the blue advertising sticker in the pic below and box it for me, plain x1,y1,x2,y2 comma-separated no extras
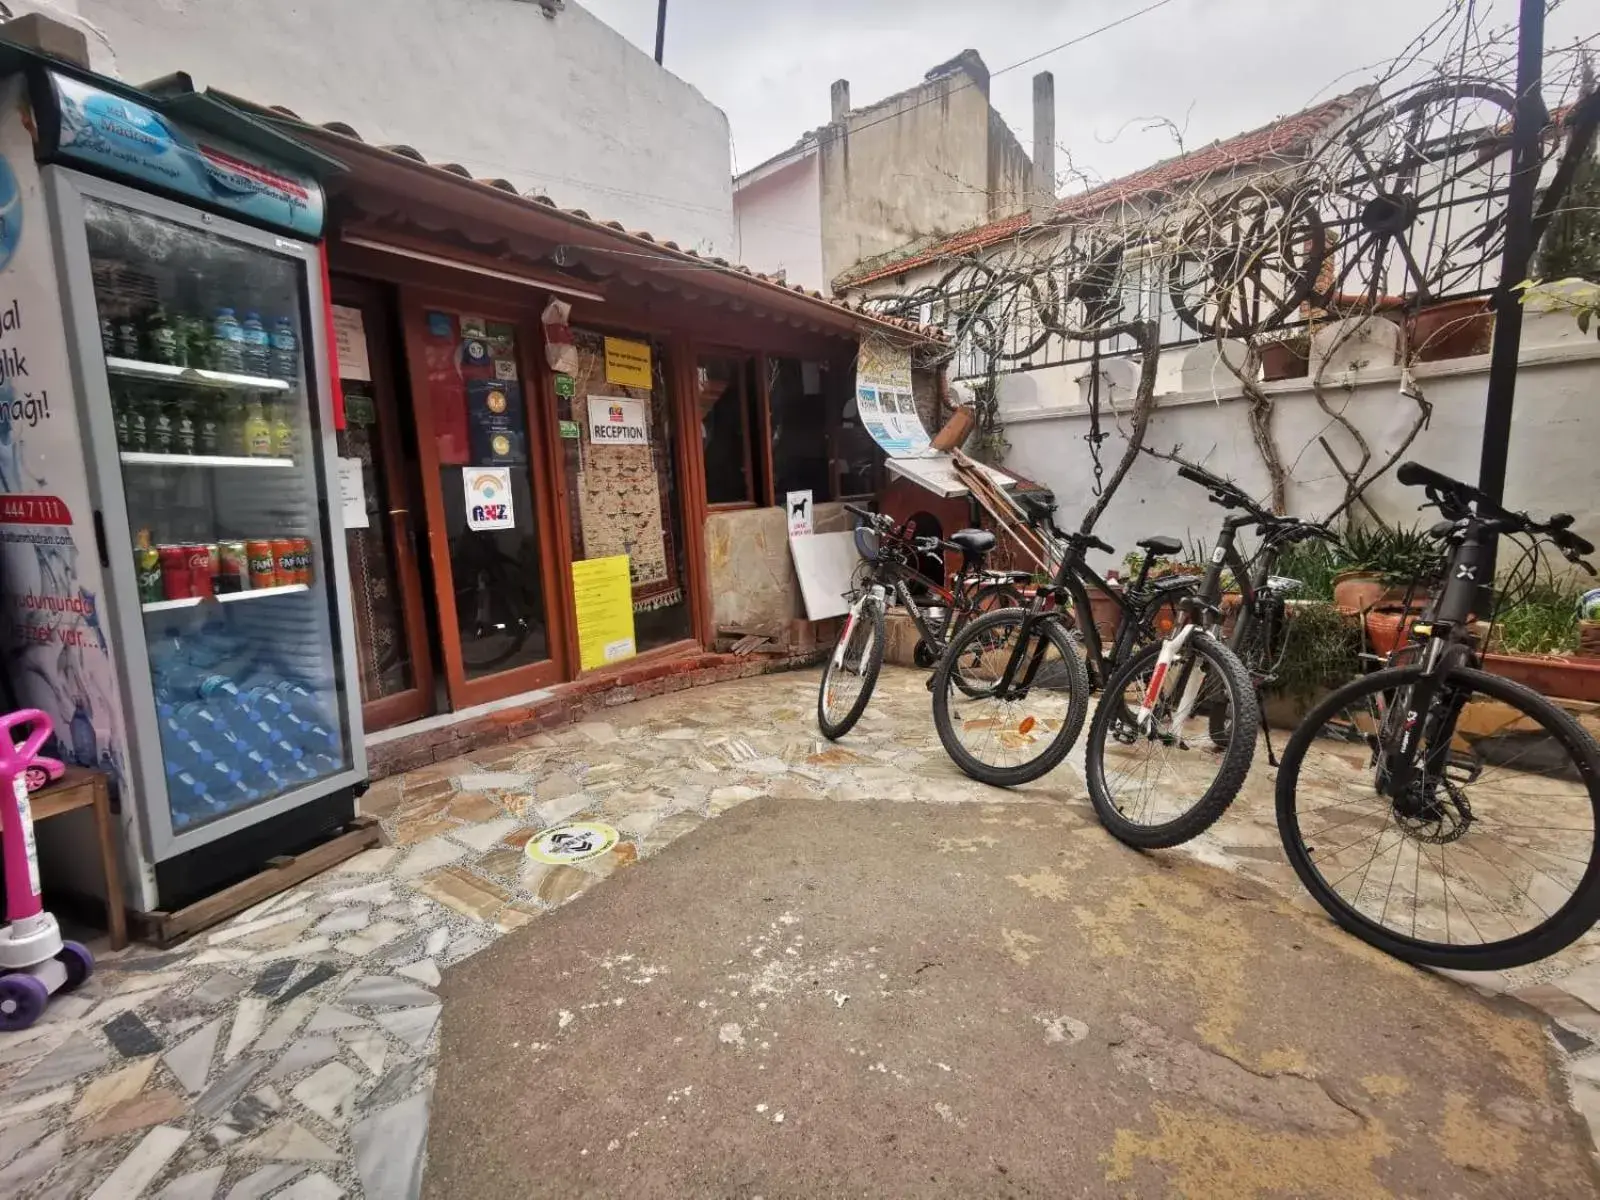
49,73,324,238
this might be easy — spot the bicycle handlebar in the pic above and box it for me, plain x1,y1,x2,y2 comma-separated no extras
1397,460,1596,573
1177,463,1275,524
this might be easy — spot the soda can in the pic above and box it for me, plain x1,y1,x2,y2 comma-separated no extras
189,543,218,598
246,539,277,588
158,544,192,600
271,538,296,589
217,540,248,594
291,536,313,585
135,543,163,603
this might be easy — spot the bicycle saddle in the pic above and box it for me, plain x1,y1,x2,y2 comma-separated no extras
948,529,997,555
1138,535,1183,557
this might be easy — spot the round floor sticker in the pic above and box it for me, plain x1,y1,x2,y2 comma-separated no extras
526,821,618,865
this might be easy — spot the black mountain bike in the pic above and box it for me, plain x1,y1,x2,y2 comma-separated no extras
930,487,1197,786
818,504,1023,740
1275,462,1600,969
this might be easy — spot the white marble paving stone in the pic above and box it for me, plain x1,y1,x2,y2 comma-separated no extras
88,985,171,1023
0,1024,69,1071
351,1086,432,1200
0,1115,49,1168
324,881,394,906
273,1172,344,1200
424,927,451,958
303,1005,368,1034
0,1084,73,1131
193,1058,268,1122
87,1125,188,1200
396,959,442,988
341,976,438,1010
164,1018,224,1095
38,993,96,1024
0,1129,64,1193
374,1005,441,1053
342,1030,388,1077
156,1164,225,1200
224,1163,305,1200
224,997,270,1063
190,947,257,967
251,937,332,965
392,836,469,880
455,772,533,791
207,907,310,947
232,1119,339,1162
333,920,407,958
332,847,397,875
535,792,593,827
448,817,519,852
264,1036,342,1083
9,1030,108,1093
254,995,320,1056
291,1061,364,1127
312,906,371,935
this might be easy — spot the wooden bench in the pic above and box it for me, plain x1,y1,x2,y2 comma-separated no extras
31,766,127,951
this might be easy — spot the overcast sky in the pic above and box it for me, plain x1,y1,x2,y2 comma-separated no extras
582,0,1599,189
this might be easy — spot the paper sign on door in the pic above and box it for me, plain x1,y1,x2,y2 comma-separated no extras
463,466,515,531
331,306,371,382
337,457,369,529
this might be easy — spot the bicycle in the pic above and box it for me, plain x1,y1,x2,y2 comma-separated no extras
1080,466,1270,847
817,503,1024,740
1274,461,1600,969
930,486,1198,787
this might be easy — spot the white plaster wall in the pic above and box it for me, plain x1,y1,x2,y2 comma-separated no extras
733,153,824,291
59,0,735,255
997,341,1600,574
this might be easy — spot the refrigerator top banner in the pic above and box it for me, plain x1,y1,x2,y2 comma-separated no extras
41,72,324,239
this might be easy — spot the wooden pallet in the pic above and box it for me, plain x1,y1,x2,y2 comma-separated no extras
136,815,383,947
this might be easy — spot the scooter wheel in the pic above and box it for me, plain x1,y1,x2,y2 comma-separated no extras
0,973,50,1031
55,941,94,991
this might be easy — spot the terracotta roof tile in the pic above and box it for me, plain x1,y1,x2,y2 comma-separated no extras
841,91,1367,289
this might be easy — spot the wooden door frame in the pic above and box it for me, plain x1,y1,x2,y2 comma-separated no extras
668,336,714,648
397,285,570,708
328,275,437,732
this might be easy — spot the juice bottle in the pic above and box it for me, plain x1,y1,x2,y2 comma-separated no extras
269,400,295,458
243,398,273,457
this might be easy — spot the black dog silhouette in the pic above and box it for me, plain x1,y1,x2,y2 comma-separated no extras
790,497,808,518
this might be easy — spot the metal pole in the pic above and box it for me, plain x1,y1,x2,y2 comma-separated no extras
1476,0,1546,503
654,0,668,65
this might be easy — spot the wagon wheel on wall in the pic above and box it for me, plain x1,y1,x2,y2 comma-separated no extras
1167,183,1326,338
1040,236,1131,342
1313,80,1518,309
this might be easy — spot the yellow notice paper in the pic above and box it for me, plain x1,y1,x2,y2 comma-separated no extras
603,337,653,389
572,554,637,670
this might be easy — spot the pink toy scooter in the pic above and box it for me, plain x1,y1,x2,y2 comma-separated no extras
0,710,92,1031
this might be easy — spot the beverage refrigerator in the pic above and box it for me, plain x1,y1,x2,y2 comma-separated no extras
0,63,365,915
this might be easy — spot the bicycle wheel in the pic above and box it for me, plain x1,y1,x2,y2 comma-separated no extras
1085,632,1259,848
948,584,1025,698
931,608,1090,787
817,597,886,740
1276,664,1600,970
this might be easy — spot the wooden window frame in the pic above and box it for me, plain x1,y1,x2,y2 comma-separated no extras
696,348,764,511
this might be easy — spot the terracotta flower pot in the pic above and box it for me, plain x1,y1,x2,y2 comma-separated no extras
1409,298,1494,362
1333,570,1387,614
1481,653,1600,703
1260,339,1309,381
1364,611,1421,657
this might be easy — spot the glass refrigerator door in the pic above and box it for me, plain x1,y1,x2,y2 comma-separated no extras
80,194,352,839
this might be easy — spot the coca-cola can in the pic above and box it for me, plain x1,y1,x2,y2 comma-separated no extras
157,544,192,600
188,543,217,598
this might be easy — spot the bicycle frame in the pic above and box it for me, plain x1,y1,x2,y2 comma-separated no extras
868,543,1007,657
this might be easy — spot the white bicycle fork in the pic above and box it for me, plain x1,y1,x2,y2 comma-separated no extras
833,586,885,670
1135,625,1208,745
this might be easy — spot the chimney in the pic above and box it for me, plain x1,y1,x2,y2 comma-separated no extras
831,79,851,122
1031,71,1056,220
0,13,91,68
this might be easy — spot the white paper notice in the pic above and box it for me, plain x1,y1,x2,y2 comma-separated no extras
786,489,814,538
587,395,649,445
331,305,372,382
337,456,369,529
463,466,516,531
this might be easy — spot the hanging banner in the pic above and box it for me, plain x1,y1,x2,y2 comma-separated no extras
603,337,652,388
571,554,636,670
0,77,127,787
463,467,515,531
855,340,930,457
587,395,649,445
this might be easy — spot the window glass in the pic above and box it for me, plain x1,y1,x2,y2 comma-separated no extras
698,356,752,505
768,358,831,502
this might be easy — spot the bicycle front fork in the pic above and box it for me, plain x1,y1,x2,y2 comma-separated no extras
1137,624,1208,744
834,586,886,669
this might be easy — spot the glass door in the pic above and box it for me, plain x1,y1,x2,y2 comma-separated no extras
78,191,354,843
402,295,564,705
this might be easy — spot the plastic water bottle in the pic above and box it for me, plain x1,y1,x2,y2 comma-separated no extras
198,674,248,705
270,317,299,382
240,312,270,377
211,309,244,373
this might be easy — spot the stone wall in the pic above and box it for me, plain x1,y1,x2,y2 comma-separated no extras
704,501,852,635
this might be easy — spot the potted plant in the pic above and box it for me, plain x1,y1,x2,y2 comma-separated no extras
1331,522,1435,614
1408,297,1495,362
1480,579,1600,703
1261,601,1362,728
1258,331,1310,381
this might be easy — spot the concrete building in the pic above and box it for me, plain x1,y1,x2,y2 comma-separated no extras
733,51,1047,293
14,0,736,255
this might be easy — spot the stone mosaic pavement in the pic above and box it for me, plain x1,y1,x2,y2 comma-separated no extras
1,666,1598,1197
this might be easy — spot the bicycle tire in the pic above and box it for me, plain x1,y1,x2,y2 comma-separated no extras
949,584,1025,699
817,598,886,741
931,608,1090,787
1085,633,1259,848
1275,664,1600,970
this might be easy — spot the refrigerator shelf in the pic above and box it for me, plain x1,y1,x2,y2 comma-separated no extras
106,356,292,392
120,451,296,469
142,582,309,614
